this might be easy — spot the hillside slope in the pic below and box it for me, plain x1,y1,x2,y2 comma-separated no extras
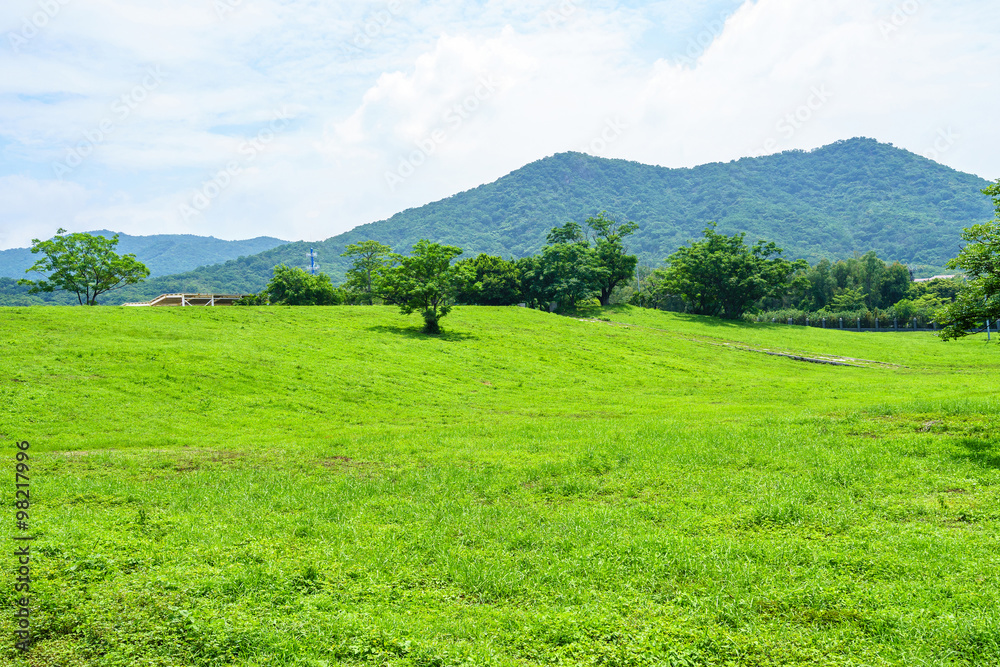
1,305,999,662
331,137,992,270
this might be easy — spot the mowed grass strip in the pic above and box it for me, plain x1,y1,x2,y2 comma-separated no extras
1,305,999,666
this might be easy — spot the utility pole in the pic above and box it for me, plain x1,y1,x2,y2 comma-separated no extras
987,296,992,342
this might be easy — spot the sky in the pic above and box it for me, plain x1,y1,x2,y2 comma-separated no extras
0,0,998,250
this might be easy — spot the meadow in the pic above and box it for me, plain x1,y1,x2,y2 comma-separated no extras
1,304,999,666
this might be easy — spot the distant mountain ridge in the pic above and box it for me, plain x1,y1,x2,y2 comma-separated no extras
0,231,289,279
1,138,994,306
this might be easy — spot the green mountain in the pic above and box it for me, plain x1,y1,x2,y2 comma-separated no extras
2,138,994,306
0,231,289,279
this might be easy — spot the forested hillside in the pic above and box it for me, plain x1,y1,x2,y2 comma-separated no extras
1,138,992,305
331,137,990,272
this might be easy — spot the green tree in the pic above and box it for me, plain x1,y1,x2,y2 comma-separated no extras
266,265,342,305
18,229,150,305
880,261,912,308
454,254,522,306
586,212,638,306
816,252,911,311
657,224,805,320
801,258,837,310
515,255,546,310
629,265,687,312
908,277,962,302
892,294,946,323
234,290,270,306
859,251,888,308
829,286,867,310
528,222,604,310
341,240,395,305
377,240,469,333
939,180,1000,340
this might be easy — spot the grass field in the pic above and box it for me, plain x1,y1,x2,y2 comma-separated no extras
2,304,999,666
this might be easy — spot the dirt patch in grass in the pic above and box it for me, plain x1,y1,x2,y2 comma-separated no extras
318,455,381,471
173,449,247,471
60,448,173,457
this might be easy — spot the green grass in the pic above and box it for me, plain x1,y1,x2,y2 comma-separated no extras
2,305,999,666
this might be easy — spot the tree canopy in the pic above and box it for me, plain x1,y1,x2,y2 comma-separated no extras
18,229,150,305
341,240,395,305
266,265,341,306
938,179,1000,340
783,252,912,312
454,254,522,306
657,225,806,320
378,240,470,333
587,212,639,306
522,222,604,310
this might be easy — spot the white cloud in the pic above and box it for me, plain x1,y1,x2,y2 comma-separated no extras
0,0,997,250
0,175,90,248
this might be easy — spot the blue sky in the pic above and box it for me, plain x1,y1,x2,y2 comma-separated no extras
0,0,997,249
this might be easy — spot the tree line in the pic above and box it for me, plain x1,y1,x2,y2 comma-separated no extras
14,179,1000,341
247,213,958,334
240,213,640,332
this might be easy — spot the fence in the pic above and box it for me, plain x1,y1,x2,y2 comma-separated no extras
754,315,998,335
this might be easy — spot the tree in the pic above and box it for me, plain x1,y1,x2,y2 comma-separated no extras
629,265,687,312
18,229,150,305
880,261,912,308
234,290,270,306
829,286,867,311
341,240,395,305
377,240,470,333
527,222,604,310
266,265,342,305
938,180,1000,340
454,254,522,306
801,258,837,310
586,212,639,306
908,276,962,303
657,224,806,320
515,255,547,310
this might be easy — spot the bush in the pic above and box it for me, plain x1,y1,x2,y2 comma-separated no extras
747,307,939,328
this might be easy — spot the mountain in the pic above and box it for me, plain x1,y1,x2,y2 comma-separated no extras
0,231,289,279
1,138,994,306
328,138,992,269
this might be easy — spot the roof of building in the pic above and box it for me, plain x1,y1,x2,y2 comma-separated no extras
913,274,957,283
122,293,250,307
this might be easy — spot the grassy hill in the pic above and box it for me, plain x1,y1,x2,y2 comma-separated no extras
2,304,999,664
